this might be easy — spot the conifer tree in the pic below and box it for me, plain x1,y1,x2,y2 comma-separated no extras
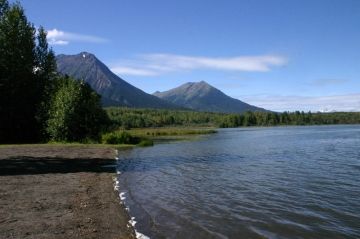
35,26,57,138
0,0,37,143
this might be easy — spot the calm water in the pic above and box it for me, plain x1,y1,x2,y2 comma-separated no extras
117,125,360,239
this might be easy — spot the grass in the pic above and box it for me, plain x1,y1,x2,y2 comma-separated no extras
101,131,141,145
137,138,154,147
100,127,217,146
125,127,217,138
0,127,217,148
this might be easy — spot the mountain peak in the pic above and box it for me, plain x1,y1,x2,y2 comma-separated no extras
194,81,212,89
57,52,97,62
56,52,180,109
78,52,95,59
198,80,209,85
178,81,215,97
154,81,266,113
185,81,210,87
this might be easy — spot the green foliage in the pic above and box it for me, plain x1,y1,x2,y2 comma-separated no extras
35,26,57,138
106,107,218,128
0,0,9,17
0,1,37,142
126,127,217,138
106,107,360,129
101,131,141,145
101,130,155,146
138,138,154,147
46,76,109,142
0,0,56,143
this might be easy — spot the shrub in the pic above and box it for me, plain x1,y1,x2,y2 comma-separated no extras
46,76,109,142
102,131,140,145
138,138,154,147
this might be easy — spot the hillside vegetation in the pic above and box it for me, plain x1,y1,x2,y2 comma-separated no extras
106,107,360,128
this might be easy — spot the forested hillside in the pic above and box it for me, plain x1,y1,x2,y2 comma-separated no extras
106,107,360,129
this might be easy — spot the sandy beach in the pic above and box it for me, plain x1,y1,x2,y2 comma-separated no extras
0,145,136,239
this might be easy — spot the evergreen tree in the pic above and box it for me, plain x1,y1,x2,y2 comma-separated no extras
0,1,37,143
0,1,58,143
34,26,57,138
0,0,9,17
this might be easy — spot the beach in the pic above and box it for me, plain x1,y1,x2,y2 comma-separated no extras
0,145,136,239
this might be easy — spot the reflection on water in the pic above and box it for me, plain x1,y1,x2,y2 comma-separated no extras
117,125,360,239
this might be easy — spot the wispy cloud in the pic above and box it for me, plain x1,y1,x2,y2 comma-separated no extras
111,66,158,76
47,28,108,45
110,54,287,76
241,93,360,112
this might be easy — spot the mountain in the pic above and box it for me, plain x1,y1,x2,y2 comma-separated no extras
56,52,178,108
153,81,266,113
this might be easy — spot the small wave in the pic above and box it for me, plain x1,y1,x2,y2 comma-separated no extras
115,154,151,239
120,192,126,200
115,125,360,238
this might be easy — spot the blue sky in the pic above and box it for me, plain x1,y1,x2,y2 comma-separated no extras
19,0,360,112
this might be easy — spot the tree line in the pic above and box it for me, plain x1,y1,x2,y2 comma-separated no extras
0,0,108,143
106,107,360,129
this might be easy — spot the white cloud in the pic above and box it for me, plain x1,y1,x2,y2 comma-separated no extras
145,54,286,72
241,93,360,112
46,28,108,45
48,39,69,45
111,66,158,76
111,54,287,76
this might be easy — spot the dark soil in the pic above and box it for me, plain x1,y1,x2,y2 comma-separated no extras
0,145,136,239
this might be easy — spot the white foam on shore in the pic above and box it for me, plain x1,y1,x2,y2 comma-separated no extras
114,154,150,239
129,217,137,226
119,192,126,200
113,177,119,191
113,179,119,191
115,149,119,160
129,218,150,239
136,230,150,239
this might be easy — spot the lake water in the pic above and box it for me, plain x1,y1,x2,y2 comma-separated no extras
116,125,360,239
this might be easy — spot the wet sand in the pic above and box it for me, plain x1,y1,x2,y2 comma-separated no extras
0,145,136,239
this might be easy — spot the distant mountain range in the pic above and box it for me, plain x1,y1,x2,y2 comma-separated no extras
154,81,266,113
56,52,266,113
56,52,177,108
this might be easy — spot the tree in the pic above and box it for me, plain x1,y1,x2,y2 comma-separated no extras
0,1,37,143
46,76,109,142
34,26,57,138
0,1,58,143
243,111,256,126
0,0,9,17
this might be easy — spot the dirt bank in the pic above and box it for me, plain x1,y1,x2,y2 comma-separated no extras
0,145,136,239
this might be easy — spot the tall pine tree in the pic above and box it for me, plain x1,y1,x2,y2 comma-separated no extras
35,26,57,139
0,0,56,143
0,1,37,143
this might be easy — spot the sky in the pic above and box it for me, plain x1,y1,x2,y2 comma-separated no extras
18,0,360,112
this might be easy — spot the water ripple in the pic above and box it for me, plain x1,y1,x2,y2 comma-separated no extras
117,125,360,239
